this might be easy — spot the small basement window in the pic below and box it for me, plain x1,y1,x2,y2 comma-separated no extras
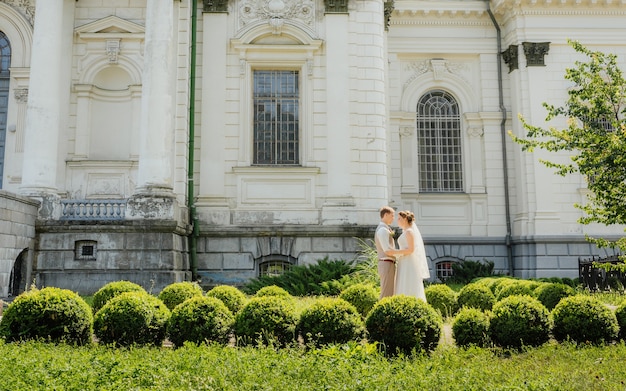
75,240,97,261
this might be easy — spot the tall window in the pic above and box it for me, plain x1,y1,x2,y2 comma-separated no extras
0,32,10,188
416,90,463,192
253,70,299,165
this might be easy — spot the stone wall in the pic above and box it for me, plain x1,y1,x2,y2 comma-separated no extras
0,191,39,297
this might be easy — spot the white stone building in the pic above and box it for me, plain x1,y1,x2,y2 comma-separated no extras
0,0,623,295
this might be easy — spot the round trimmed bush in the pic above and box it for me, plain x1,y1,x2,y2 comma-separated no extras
425,284,458,318
254,285,291,298
167,296,234,347
452,307,490,348
233,296,298,346
489,295,551,349
158,281,204,310
92,280,146,313
0,287,93,345
552,295,618,344
365,295,442,356
615,299,626,341
206,285,248,315
94,291,170,346
472,277,504,293
297,297,366,347
535,282,575,310
457,283,496,311
339,283,378,318
495,280,538,301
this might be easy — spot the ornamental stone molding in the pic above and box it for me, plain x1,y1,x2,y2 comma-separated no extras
13,88,27,103
324,0,347,13
239,0,315,28
501,45,518,73
204,0,229,12
0,0,34,27
404,58,468,89
491,0,626,16
467,127,484,138
523,42,550,67
399,127,414,137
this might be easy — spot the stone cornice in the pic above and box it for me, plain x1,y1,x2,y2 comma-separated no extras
491,0,626,16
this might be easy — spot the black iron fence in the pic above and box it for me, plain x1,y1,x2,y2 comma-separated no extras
579,254,625,292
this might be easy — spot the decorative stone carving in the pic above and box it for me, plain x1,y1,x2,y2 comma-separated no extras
204,0,229,12
404,58,468,88
467,127,484,137
0,0,35,27
384,1,394,30
105,39,120,64
501,44,518,73
400,127,414,137
240,0,315,27
324,0,347,13
13,88,28,103
523,42,550,67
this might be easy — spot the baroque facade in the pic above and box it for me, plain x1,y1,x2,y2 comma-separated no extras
0,0,623,295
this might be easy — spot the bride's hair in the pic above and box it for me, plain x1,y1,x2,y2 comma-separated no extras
398,210,415,224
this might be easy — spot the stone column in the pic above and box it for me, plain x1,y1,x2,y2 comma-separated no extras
322,13,353,213
135,0,175,196
20,0,65,196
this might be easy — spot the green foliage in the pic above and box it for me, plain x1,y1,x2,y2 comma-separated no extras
4,340,626,389
91,280,146,314
206,285,248,315
296,297,366,347
233,296,298,347
365,295,442,356
425,284,458,318
510,40,626,251
449,260,495,284
452,307,490,348
457,283,496,311
242,258,356,296
0,287,93,345
535,282,576,310
495,280,539,301
158,281,204,310
167,296,234,347
93,291,170,346
615,299,626,340
489,295,551,349
255,285,292,298
338,283,379,318
552,295,619,344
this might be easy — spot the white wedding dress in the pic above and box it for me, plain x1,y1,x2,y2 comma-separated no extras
395,223,429,302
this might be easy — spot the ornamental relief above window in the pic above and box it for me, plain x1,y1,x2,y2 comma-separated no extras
238,0,315,28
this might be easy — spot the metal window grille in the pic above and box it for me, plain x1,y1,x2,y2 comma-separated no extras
253,70,299,165
259,260,291,277
417,90,463,192
75,240,97,261
436,260,455,281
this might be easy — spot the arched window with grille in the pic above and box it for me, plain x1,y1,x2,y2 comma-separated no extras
0,31,10,188
416,90,463,192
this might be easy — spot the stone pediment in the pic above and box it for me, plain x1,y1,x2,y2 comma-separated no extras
75,15,145,40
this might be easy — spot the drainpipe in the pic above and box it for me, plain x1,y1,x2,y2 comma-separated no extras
188,0,199,280
486,2,514,276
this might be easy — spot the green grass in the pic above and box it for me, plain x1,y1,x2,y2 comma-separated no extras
0,339,625,390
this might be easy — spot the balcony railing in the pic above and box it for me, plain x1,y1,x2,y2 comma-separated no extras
60,199,126,221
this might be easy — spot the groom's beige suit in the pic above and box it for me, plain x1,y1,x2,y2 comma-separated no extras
375,222,396,299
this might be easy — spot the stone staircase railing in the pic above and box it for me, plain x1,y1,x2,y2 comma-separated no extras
60,199,126,221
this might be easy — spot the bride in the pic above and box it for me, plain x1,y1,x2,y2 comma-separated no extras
386,210,430,301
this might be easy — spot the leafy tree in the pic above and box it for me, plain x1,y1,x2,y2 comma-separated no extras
510,40,626,251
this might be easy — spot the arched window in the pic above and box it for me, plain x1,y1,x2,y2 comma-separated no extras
257,255,295,277
416,90,463,192
435,259,457,282
0,31,11,188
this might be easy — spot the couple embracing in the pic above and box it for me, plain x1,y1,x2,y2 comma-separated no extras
375,206,430,302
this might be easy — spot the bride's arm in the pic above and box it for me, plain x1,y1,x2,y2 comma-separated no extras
386,231,415,257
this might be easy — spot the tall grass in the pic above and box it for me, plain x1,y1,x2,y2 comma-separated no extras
1,339,625,390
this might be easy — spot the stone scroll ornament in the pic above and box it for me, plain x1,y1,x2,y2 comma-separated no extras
239,0,315,28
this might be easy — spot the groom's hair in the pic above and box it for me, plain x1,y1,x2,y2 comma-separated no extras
379,206,394,218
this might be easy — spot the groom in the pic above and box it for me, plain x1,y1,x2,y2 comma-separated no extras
375,206,396,299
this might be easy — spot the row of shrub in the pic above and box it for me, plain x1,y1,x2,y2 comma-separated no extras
424,277,578,318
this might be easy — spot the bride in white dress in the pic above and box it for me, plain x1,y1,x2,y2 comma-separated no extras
386,210,430,302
